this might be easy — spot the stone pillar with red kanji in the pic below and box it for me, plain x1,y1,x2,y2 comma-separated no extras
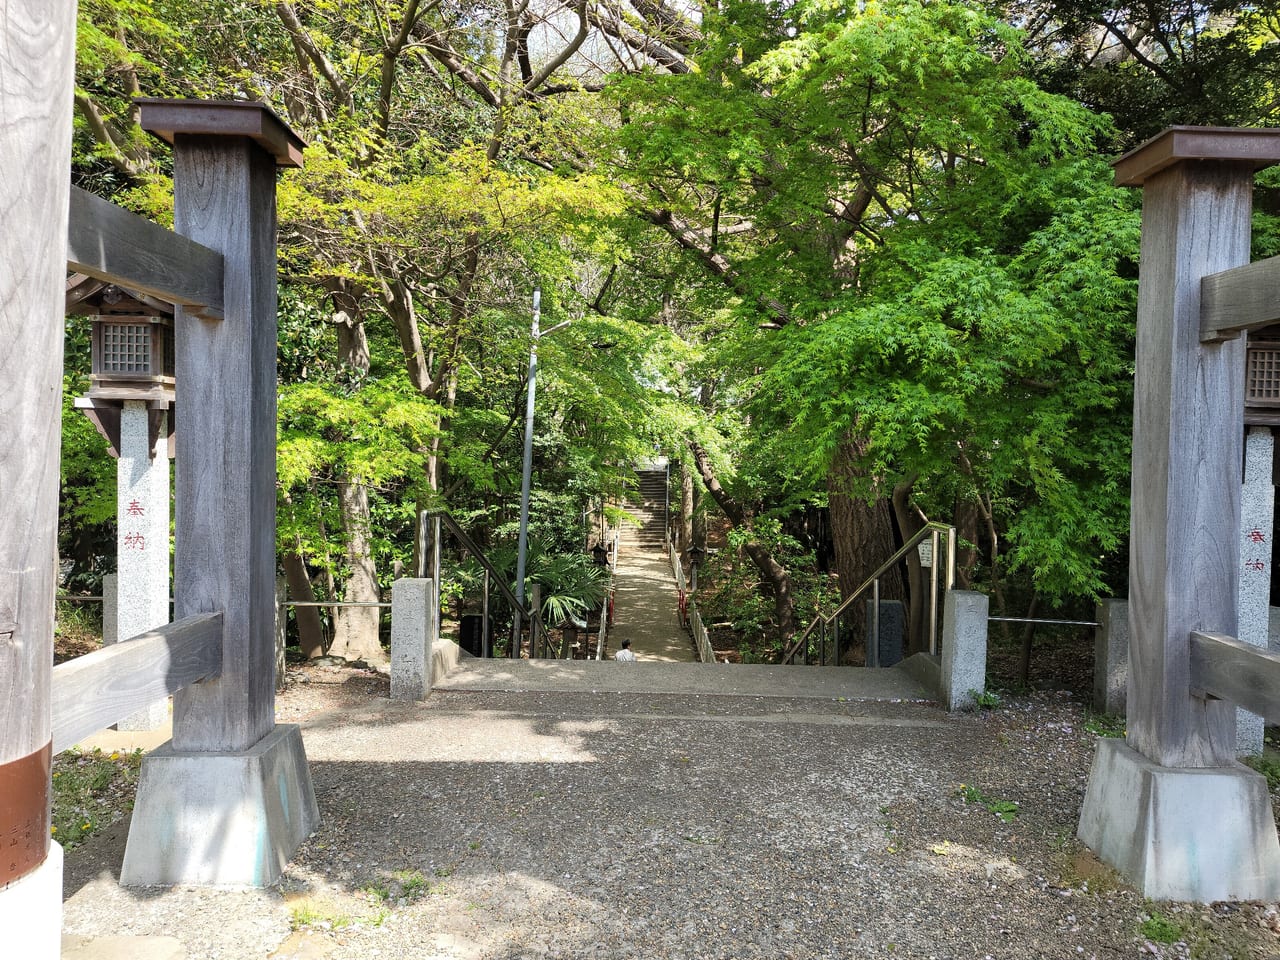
113,400,170,730
1238,425,1275,755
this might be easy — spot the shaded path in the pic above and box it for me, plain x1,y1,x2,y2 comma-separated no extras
59,677,1198,960
607,547,696,662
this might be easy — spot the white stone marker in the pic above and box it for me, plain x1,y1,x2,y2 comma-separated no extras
391,578,436,701
113,400,170,730
1238,426,1274,756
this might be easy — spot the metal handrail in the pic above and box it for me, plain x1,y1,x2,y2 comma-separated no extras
668,530,717,663
781,521,956,666
429,510,553,658
595,526,618,659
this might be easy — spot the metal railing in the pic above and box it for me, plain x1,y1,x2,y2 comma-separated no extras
668,531,716,664
781,522,957,667
429,510,556,659
595,526,619,660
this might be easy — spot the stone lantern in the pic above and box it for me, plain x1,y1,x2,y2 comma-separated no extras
68,278,175,457
1245,324,1280,426
89,309,175,400
67,275,175,731
1240,326,1280,756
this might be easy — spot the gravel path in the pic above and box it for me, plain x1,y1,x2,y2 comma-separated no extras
60,666,1280,960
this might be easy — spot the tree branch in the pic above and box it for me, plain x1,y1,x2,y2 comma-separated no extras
276,1,356,111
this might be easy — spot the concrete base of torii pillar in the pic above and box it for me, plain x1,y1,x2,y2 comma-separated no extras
1079,738,1280,901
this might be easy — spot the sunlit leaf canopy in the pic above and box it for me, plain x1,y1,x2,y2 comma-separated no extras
61,0,1280,636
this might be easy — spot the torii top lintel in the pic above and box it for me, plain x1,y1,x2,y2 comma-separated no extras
1114,126,1280,188
136,98,306,168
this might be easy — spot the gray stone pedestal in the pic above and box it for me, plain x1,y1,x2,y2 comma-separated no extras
391,577,438,701
941,590,988,711
121,724,317,887
1093,599,1128,716
1238,427,1274,756
113,401,170,730
1,843,62,960
1078,738,1280,901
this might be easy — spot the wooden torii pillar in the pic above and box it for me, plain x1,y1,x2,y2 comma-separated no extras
118,100,318,886
1078,127,1280,901
0,6,78,959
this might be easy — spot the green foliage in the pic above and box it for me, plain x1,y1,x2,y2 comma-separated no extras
450,539,608,625
972,689,1001,710
51,748,142,850
71,0,1249,631
602,0,1142,605
60,317,118,590
1139,911,1186,945
957,783,1020,822
1084,713,1127,739
1241,750,1280,791
1030,0,1280,148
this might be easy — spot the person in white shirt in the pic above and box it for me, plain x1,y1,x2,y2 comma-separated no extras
615,638,637,662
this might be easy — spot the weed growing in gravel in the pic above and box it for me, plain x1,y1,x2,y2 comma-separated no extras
971,689,1001,709
1139,910,1185,944
396,869,429,897
1083,713,1126,738
51,747,142,849
957,784,1019,822
878,805,900,852
1242,751,1280,791
289,902,353,931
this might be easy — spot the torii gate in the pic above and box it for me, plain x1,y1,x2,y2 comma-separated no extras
1,8,316,958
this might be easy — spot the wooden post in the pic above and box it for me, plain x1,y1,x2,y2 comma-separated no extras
1079,127,1280,902
1116,131,1278,767
121,100,317,888
0,4,77,953
137,100,303,752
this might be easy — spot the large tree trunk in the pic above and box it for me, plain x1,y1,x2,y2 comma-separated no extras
689,441,797,640
329,279,370,374
827,435,904,658
329,479,386,666
282,551,327,660
679,460,694,554
828,436,903,599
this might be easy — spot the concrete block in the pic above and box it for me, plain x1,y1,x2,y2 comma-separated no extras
1093,599,1128,716
430,636,467,685
391,578,437,701
102,573,118,645
896,652,941,701
1238,712,1265,758
120,724,318,887
864,599,905,667
940,590,988,711
2,842,62,960
1078,738,1280,902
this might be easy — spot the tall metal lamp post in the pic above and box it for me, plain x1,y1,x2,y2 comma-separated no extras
513,287,573,648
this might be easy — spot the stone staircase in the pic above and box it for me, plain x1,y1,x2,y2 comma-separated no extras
621,468,668,551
